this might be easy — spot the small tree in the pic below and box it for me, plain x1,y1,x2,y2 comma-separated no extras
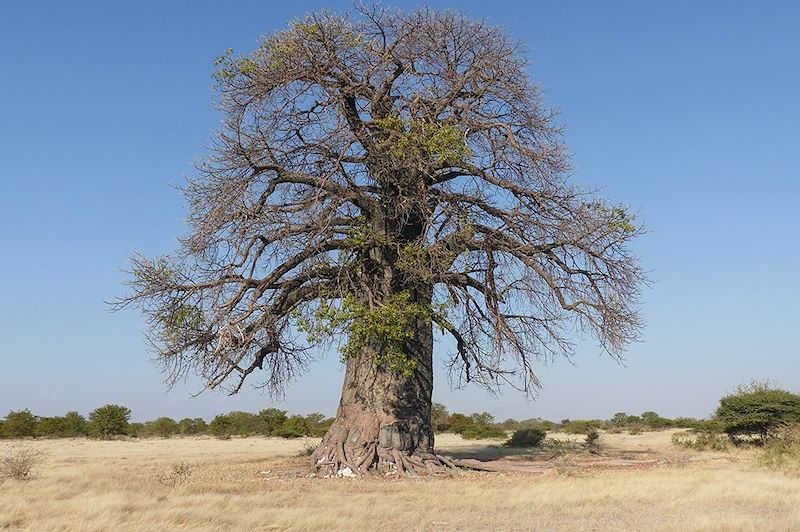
209,414,233,438
257,408,288,435
177,417,208,435
273,415,310,438
506,427,546,448
304,413,335,437
610,412,629,427
62,412,89,437
127,422,145,437
716,382,800,444
150,417,179,438
88,405,131,439
35,417,66,438
1,410,38,438
431,403,450,433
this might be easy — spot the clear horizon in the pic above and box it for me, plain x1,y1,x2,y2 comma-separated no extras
1,0,798,423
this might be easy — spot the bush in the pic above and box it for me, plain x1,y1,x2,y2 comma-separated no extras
226,411,262,435
257,408,288,435
33,412,89,438
757,423,800,475
585,430,601,448
431,403,450,432
62,412,89,437
303,413,334,437
716,382,800,444
671,431,729,451
208,411,262,437
560,419,604,435
155,461,194,487
447,413,473,435
273,415,310,438
177,418,208,436
445,411,506,439
88,405,131,439
127,422,145,437
34,417,66,438
506,427,546,447
0,448,45,480
209,414,234,438
1,410,37,439
689,419,725,433
761,442,800,474
460,425,506,440
149,417,179,438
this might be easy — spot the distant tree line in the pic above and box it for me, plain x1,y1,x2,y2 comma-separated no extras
0,405,335,440
5,384,797,443
429,403,718,439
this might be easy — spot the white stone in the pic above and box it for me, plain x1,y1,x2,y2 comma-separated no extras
337,466,356,478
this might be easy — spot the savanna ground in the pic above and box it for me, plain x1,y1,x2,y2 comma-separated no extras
2,430,799,531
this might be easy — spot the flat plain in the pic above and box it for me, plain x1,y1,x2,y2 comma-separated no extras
2,430,799,531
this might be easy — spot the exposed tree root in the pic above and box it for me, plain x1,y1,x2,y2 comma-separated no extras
310,430,463,478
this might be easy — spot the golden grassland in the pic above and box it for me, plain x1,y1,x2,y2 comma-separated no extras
2,430,799,531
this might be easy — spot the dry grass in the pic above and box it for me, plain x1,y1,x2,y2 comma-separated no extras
1,431,799,531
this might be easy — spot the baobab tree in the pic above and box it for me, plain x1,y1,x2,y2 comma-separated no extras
116,6,645,476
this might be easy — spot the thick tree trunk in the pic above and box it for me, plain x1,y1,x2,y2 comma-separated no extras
311,295,455,477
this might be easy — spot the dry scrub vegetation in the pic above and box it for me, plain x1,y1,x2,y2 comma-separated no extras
2,431,799,531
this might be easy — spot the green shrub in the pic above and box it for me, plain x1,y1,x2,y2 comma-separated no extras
225,411,261,435
560,419,603,435
303,413,334,437
257,408,288,435
761,424,800,474
177,418,208,435
127,422,145,437
149,417,179,438
447,413,473,434
585,430,601,447
209,414,234,438
34,417,66,438
689,419,725,433
273,415,310,438
1,410,38,438
88,405,131,439
62,412,89,437
760,443,800,474
431,403,450,432
716,382,800,444
506,427,546,447
460,425,506,439
671,431,729,451
445,411,506,439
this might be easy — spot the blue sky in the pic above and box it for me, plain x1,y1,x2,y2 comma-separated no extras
1,1,798,422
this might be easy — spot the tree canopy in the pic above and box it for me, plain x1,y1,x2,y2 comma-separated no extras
116,6,644,395
716,382,800,443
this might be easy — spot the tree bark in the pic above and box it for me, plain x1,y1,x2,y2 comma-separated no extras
311,290,455,477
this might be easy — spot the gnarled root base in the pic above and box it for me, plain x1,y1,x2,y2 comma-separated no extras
310,422,459,478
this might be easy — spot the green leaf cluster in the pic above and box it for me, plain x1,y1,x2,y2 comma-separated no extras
295,292,431,377
374,116,472,164
608,207,636,233
161,304,204,344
